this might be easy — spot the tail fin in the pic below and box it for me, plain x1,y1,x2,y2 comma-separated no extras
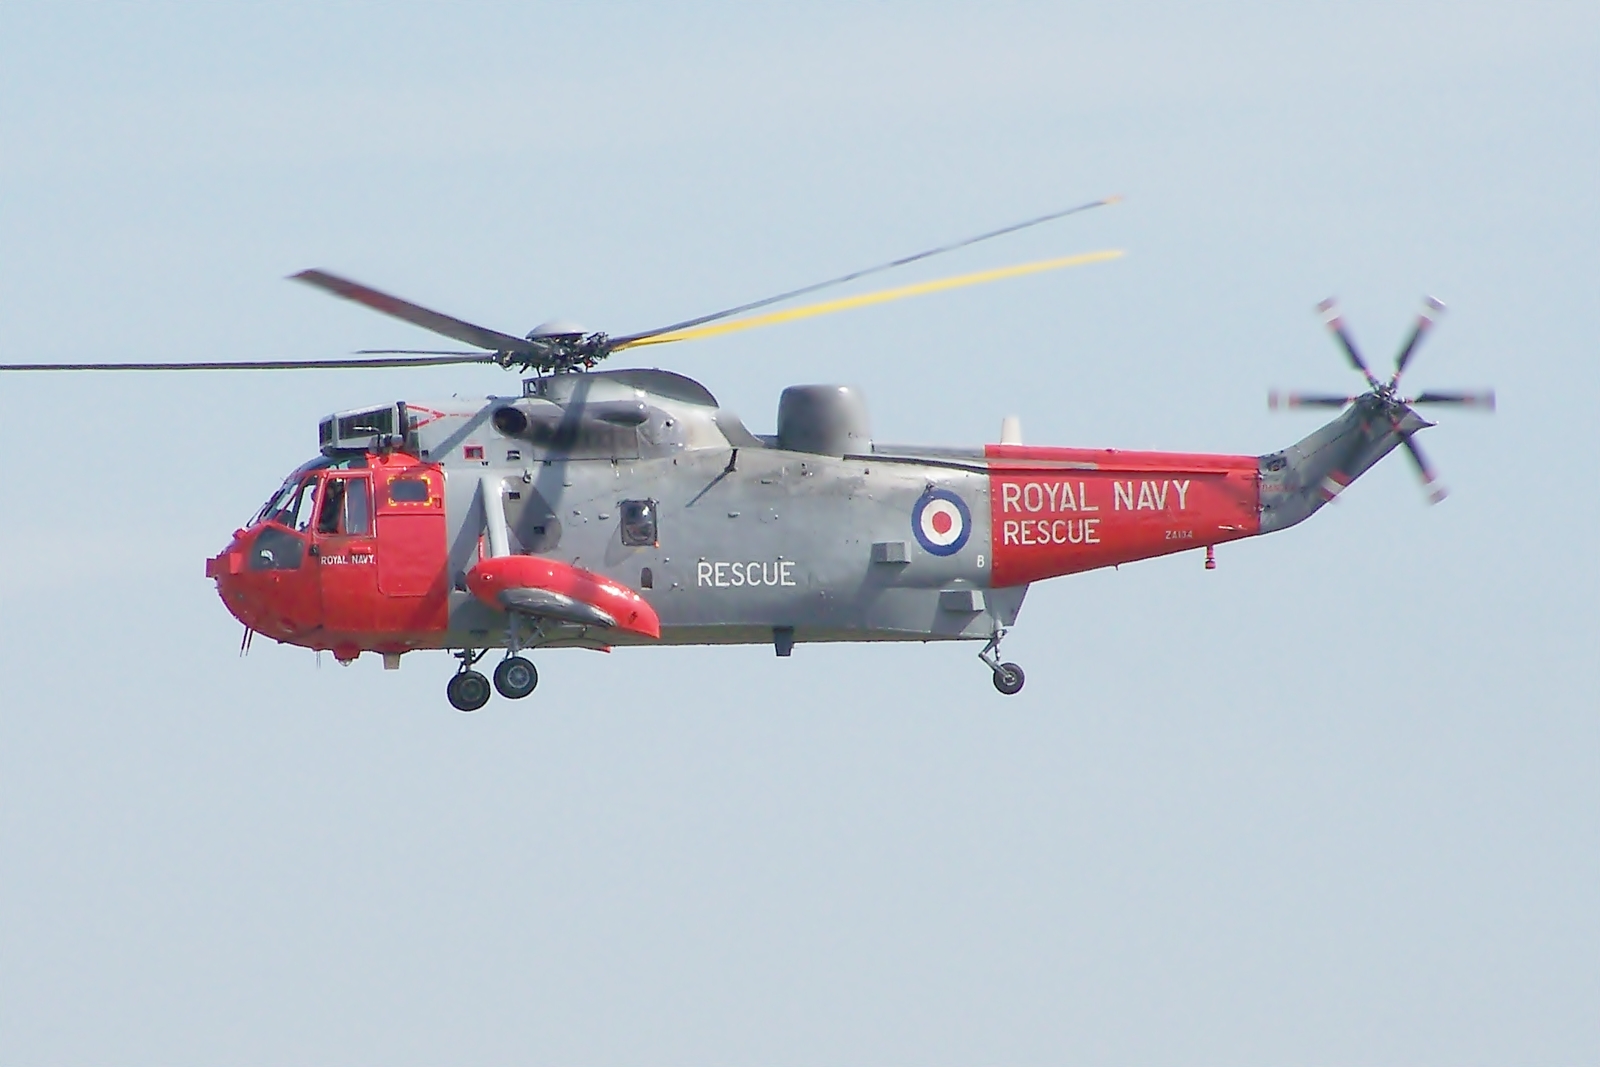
1259,397,1430,534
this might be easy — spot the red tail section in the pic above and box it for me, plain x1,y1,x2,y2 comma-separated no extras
986,445,1260,587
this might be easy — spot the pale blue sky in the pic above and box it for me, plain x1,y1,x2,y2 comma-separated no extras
1,3,1596,1064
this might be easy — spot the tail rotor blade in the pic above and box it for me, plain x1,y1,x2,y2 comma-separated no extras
1317,297,1380,389
1399,433,1448,504
1269,390,1354,410
1390,295,1446,385
1409,389,1495,410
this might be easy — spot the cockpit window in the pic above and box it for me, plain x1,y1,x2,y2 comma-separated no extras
317,476,371,536
254,483,296,526
344,478,371,535
286,477,320,531
317,478,347,534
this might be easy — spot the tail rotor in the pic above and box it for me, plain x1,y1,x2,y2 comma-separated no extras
1272,295,1494,505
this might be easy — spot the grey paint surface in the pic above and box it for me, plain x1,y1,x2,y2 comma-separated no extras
424,378,1004,649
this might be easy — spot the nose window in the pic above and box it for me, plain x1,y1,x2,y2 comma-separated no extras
249,526,306,571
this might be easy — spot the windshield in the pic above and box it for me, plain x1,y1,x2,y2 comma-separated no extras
251,457,330,526
249,455,366,526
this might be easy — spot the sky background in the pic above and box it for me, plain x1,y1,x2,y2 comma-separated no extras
1,2,1596,1064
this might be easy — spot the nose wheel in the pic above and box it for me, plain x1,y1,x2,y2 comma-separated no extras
978,630,1025,696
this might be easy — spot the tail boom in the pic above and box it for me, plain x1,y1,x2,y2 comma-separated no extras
984,399,1425,586
1258,397,1428,534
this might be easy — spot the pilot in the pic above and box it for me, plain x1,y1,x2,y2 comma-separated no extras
317,479,346,535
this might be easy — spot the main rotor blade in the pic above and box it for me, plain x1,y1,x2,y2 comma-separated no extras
1316,297,1380,389
1269,390,1355,410
1399,433,1448,504
1390,295,1445,385
356,348,493,355
613,195,1121,345
615,249,1124,350
1409,389,1496,410
291,269,535,354
0,353,503,372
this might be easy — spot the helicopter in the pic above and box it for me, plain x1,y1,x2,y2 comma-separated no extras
0,197,1493,711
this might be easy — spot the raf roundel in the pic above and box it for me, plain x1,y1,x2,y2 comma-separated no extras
912,489,972,556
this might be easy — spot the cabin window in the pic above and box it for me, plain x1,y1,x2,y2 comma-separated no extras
620,499,657,546
640,567,654,589
388,477,431,504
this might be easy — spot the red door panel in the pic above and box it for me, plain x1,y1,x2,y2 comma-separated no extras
370,455,449,633
313,473,379,633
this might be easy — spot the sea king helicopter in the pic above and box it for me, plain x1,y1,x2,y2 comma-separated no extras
1,198,1493,710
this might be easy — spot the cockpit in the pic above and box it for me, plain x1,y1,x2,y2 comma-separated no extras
211,445,449,651
246,455,370,571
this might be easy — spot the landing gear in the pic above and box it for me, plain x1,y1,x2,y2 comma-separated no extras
991,662,1025,695
493,656,538,699
445,619,544,710
978,629,1026,696
447,669,491,712
491,612,542,701
447,649,491,712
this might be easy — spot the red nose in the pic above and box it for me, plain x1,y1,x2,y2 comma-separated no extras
208,526,319,639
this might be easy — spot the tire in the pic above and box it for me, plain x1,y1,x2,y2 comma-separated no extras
447,669,492,712
992,662,1025,695
493,656,539,700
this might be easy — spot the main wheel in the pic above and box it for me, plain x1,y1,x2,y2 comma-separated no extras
447,669,492,712
493,656,539,699
992,662,1025,695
